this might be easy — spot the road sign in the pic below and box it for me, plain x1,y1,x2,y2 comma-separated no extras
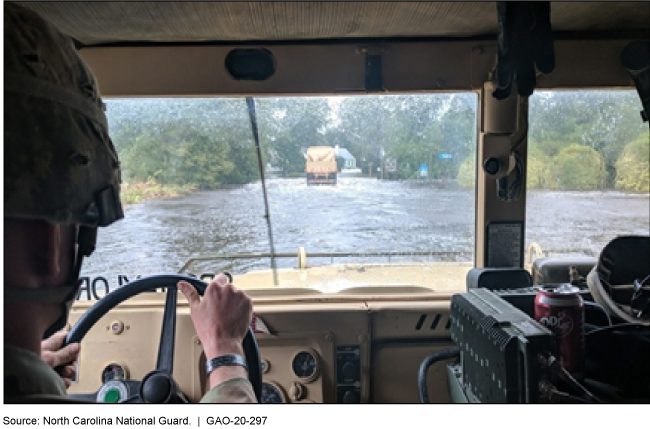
438,153,454,159
419,164,428,177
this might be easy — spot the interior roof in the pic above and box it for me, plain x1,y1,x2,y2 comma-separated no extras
13,1,650,47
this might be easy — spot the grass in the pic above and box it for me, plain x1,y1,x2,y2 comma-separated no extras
120,179,197,205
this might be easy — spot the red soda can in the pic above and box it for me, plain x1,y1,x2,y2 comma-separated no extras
534,284,585,377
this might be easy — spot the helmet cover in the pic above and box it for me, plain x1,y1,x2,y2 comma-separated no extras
4,3,123,227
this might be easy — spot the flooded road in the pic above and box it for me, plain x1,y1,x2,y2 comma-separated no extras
81,177,649,279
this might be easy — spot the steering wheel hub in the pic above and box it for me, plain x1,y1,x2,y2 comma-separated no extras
141,371,173,403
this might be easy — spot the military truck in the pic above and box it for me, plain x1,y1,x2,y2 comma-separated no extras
304,146,337,185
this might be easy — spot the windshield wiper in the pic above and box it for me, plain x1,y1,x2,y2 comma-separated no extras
246,97,279,286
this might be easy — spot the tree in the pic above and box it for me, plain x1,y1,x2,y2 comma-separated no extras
553,144,607,190
107,98,260,187
457,154,476,188
329,93,475,179
527,146,554,189
437,93,478,178
257,98,332,176
529,90,647,186
615,134,650,193
329,96,393,174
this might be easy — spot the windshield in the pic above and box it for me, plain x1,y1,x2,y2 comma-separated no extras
80,94,478,292
78,90,649,294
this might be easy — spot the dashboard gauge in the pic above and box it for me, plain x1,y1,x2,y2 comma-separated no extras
291,349,319,382
261,382,286,403
101,362,128,383
261,359,271,374
97,380,128,403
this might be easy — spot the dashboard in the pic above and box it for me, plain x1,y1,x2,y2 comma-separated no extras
67,289,457,403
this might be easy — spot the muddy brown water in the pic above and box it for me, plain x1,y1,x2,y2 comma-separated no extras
81,177,649,284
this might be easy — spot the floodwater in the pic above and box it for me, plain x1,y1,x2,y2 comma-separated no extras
80,177,649,280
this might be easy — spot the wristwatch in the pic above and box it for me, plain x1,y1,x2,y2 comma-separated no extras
205,354,248,377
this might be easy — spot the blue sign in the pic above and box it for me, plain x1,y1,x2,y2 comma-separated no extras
419,164,429,171
438,153,454,159
418,164,428,178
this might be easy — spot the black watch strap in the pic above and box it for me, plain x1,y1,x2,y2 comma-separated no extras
205,354,248,377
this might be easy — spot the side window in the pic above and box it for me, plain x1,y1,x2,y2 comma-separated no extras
526,90,649,259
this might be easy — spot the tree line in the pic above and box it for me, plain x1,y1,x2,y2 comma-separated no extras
458,90,649,192
106,90,648,193
528,91,648,192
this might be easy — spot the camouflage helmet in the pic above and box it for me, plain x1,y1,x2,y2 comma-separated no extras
4,3,123,227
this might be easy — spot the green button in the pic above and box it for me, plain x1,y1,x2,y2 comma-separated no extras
104,388,121,403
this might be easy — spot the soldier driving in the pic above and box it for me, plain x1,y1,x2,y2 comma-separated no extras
3,3,256,404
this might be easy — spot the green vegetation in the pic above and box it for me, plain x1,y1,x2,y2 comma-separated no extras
457,155,475,188
120,179,196,205
553,144,607,190
525,90,648,191
615,135,650,193
108,99,259,189
527,146,554,188
458,90,648,191
106,95,477,187
526,143,608,190
260,98,331,176
104,91,647,194
326,94,477,180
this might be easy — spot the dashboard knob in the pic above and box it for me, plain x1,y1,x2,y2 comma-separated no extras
289,382,304,401
343,390,359,403
342,362,357,379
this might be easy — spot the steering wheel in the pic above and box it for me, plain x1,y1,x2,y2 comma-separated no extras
63,274,262,403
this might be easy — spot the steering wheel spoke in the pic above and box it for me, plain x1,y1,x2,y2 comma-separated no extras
156,285,178,374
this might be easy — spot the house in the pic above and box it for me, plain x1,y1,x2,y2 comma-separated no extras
336,148,356,169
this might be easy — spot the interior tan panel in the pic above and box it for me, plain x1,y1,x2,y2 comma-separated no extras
370,302,452,339
80,39,638,98
475,87,529,267
68,294,454,403
538,39,641,89
368,301,454,403
372,343,454,403
255,335,333,403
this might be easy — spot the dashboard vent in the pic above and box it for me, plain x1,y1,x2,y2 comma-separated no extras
415,314,427,330
415,314,447,331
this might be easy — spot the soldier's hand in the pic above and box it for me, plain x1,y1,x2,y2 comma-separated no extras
178,273,253,360
41,330,80,388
